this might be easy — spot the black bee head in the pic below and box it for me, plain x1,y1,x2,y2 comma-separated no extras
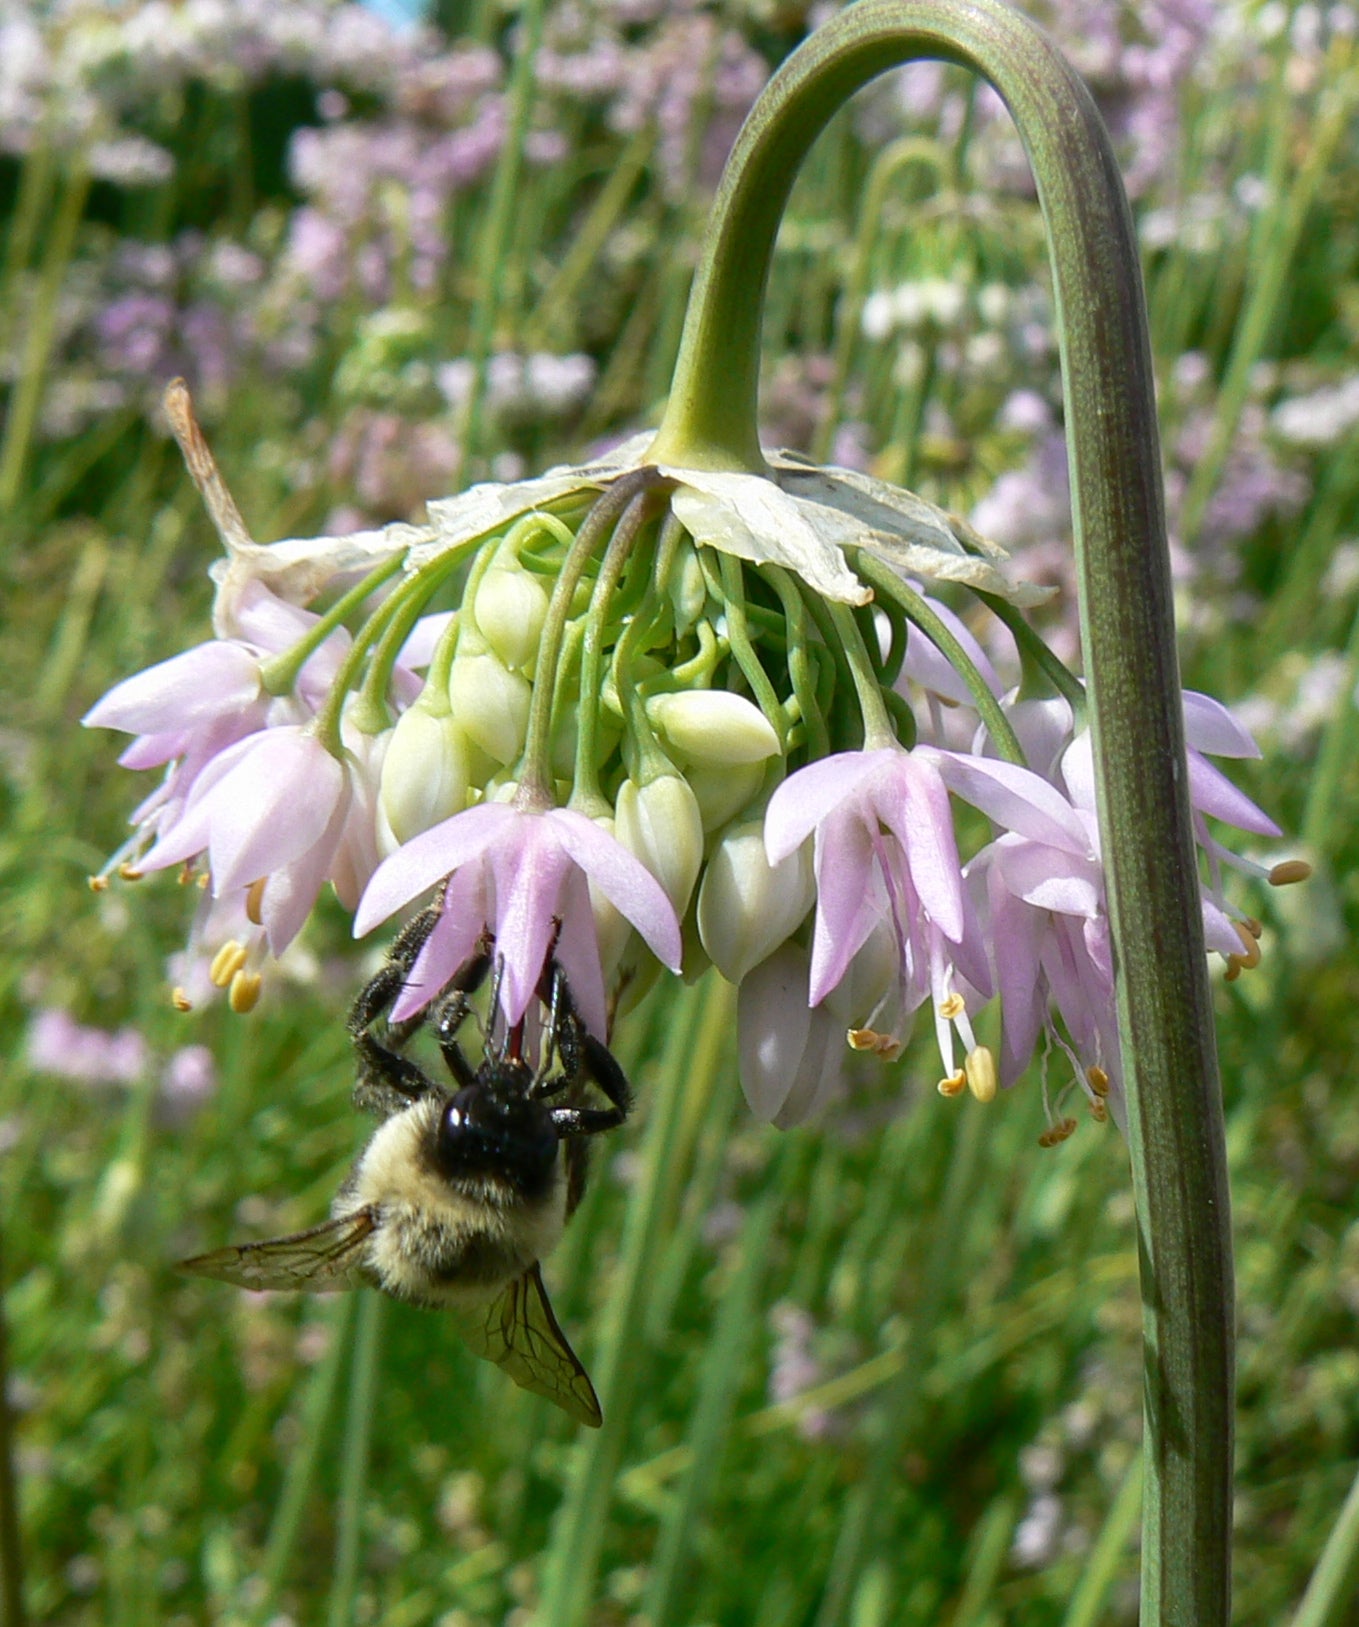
433,1064,558,1200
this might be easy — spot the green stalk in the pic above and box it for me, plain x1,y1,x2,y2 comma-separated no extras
1290,1457,1359,1627
648,5,1231,1622
326,1294,383,1627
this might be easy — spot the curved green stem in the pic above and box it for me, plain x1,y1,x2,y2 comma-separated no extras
854,553,1025,765
259,552,407,698
654,5,1231,1622
826,601,894,752
520,473,670,801
974,587,1088,720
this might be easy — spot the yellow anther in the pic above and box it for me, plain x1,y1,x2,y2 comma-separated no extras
1224,958,1242,982
1056,1116,1078,1142
245,877,267,925
1243,916,1263,940
88,874,110,892
178,863,196,887
171,987,193,1012
209,940,249,989
1037,1126,1056,1148
229,969,262,1013
1269,859,1312,887
1232,922,1262,969
1086,1065,1110,1098
1090,1099,1108,1124
847,1027,902,1060
117,862,144,881
964,1045,997,1103
937,991,967,1022
937,1070,966,1098
197,871,210,889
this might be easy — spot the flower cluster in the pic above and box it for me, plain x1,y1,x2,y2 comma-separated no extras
85,383,1304,1139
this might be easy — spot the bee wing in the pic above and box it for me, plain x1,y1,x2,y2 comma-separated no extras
455,1263,603,1428
178,1209,377,1293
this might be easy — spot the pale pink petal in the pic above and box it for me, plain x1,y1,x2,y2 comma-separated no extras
1202,897,1247,958
491,819,571,1026
875,756,964,940
549,808,682,970
763,751,892,863
1187,753,1281,837
209,732,345,894
552,866,609,1039
1183,692,1261,759
994,838,1102,918
900,595,1003,705
930,748,1090,854
354,802,516,935
399,612,455,671
986,867,1046,1087
807,806,883,1005
390,866,493,1023
83,642,261,734
259,783,352,953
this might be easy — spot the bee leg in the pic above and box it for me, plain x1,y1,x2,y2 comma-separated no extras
346,901,442,1039
352,1034,439,1119
431,947,493,1087
537,964,632,1132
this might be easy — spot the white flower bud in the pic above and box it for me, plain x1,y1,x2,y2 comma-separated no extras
697,821,814,983
668,542,708,632
646,689,780,765
448,648,531,764
737,943,845,1126
379,693,475,846
685,758,767,832
614,773,704,916
473,563,548,671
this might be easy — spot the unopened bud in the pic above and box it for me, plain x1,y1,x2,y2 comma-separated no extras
685,758,767,832
615,773,704,916
737,944,845,1126
448,649,531,765
647,689,780,766
380,693,475,844
697,821,814,983
473,563,548,672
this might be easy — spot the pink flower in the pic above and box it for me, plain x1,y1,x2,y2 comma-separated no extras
137,725,354,956
354,799,683,1038
763,746,993,1085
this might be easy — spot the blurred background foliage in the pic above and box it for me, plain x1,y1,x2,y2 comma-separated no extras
1,0,1358,1623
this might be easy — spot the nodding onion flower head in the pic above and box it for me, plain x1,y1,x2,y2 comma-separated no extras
84,383,1304,1139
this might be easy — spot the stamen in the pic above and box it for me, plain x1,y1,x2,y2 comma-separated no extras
936,991,966,1021
1231,921,1261,970
171,987,193,1012
197,872,210,889
245,878,267,926
1269,859,1312,887
937,1070,966,1098
1243,916,1263,940
229,970,262,1013
964,1045,997,1103
178,863,197,887
848,1026,903,1060
1090,1099,1108,1124
88,875,110,893
210,941,249,989
1038,1116,1078,1148
1224,958,1242,983
117,862,143,882
1086,1065,1110,1098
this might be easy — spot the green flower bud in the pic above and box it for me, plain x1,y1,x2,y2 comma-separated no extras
448,647,531,764
646,689,780,765
615,773,705,916
685,758,767,832
668,539,709,632
379,691,475,846
473,562,549,672
697,820,815,983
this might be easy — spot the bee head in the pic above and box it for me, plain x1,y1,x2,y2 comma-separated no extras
434,1066,558,1200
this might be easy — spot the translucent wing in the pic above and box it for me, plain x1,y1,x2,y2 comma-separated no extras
178,1210,377,1292
455,1263,602,1428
